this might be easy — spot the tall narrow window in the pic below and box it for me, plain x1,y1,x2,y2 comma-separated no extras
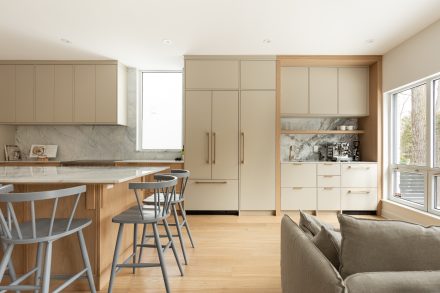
140,71,182,150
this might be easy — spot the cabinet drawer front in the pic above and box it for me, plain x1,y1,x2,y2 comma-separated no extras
281,164,316,187
317,176,340,188
281,188,316,210
341,188,377,210
185,180,238,211
317,188,341,210
317,163,340,176
341,164,377,187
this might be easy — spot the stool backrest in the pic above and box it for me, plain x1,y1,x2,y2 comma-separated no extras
129,175,177,220
169,169,190,200
0,184,86,240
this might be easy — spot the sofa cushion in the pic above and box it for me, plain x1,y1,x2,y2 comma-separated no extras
338,214,440,278
345,270,440,293
299,210,338,237
312,225,342,269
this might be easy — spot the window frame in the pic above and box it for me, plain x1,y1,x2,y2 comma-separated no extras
388,74,440,216
137,70,184,152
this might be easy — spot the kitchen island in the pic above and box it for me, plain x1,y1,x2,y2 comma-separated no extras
0,166,169,290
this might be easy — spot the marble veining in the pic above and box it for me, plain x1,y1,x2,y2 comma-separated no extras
15,68,180,161
0,166,168,184
281,117,359,161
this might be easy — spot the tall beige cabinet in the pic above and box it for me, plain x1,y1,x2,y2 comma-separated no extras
184,56,276,212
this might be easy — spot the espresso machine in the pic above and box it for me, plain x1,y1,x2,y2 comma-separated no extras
326,142,353,162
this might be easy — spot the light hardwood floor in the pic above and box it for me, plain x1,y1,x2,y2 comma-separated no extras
69,212,377,292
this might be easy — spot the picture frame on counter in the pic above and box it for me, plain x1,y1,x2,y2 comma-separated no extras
29,144,58,159
4,145,22,161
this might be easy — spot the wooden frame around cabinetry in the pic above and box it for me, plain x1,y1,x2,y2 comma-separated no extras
275,55,383,216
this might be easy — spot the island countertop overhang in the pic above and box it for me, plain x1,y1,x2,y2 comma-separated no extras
0,166,170,184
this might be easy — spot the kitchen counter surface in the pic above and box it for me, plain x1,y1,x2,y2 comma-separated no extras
281,161,377,164
115,160,184,163
0,166,169,184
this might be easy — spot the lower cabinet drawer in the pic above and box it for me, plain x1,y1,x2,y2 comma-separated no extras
185,180,239,210
281,187,317,210
341,188,377,211
317,176,340,188
317,188,340,210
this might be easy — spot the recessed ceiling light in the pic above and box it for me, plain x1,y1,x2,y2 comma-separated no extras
60,38,72,44
366,39,375,44
263,39,271,44
162,39,173,45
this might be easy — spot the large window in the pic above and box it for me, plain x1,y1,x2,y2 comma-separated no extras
389,75,440,214
139,71,183,150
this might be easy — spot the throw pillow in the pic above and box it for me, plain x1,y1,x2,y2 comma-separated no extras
299,210,338,237
312,225,342,269
338,213,440,278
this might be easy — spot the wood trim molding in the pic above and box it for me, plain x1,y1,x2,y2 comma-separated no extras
275,60,281,216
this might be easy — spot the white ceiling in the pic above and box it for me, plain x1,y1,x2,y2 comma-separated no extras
0,0,440,69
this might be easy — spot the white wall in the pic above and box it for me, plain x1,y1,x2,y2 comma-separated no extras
383,19,440,92
0,126,15,160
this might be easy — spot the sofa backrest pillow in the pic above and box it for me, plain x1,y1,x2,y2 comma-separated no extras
299,210,338,238
338,213,440,278
312,225,342,269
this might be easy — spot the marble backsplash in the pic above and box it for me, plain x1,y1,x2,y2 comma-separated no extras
15,68,181,161
281,118,359,161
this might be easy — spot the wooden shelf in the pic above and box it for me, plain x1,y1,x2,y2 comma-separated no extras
281,130,366,135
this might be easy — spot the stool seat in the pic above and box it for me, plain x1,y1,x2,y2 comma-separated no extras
143,193,183,204
112,206,169,224
1,218,91,244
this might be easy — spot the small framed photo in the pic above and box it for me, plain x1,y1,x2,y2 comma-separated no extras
4,145,22,161
29,145,58,159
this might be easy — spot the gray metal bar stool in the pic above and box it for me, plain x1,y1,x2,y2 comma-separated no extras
140,169,194,265
108,174,183,293
0,184,96,293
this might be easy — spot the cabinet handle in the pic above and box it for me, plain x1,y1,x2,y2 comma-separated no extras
323,187,333,190
323,163,333,166
292,187,303,190
241,132,245,164
292,163,302,166
206,132,210,164
347,190,371,194
195,181,227,184
212,132,216,164
348,166,370,170
323,175,334,178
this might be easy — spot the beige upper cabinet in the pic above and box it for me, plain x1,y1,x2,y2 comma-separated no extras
309,67,338,115
240,91,275,210
54,65,73,123
15,65,35,123
74,65,95,123
0,61,127,125
281,67,309,115
338,67,369,116
211,91,239,180
0,65,16,123
96,65,117,123
35,65,55,122
240,60,276,90
185,60,239,89
185,91,212,180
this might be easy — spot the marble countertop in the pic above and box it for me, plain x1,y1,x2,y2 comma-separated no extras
115,160,184,163
281,161,377,164
0,166,169,184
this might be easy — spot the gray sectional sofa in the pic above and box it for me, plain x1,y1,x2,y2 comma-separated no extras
281,214,440,293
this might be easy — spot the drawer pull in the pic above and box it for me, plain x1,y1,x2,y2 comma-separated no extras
348,166,370,170
323,163,334,166
322,175,334,178
292,187,303,190
347,190,370,194
292,163,303,166
323,187,333,190
194,181,227,184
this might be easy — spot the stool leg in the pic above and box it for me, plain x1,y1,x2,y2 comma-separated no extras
34,242,44,293
138,224,147,263
179,202,195,248
152,223,170,293
172,204,188,265
78,230,96,293
0,244,14,282
41,241,52,293
132,224,138,274
108,224,124,293
163,219,184,276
